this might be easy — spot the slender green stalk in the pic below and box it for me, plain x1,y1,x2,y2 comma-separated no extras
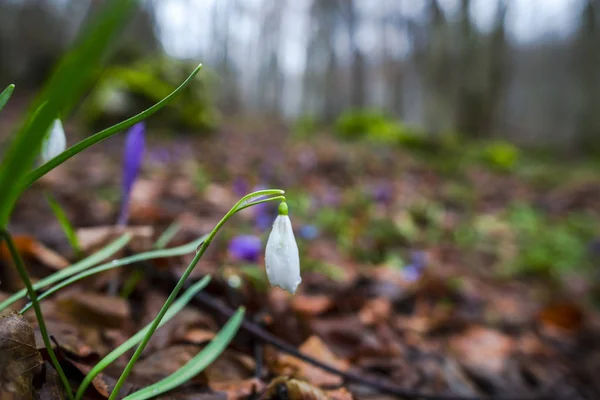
20,235,206,313
75,276,211,400
123,307,245,400
22,64,202,190
0,229,74,399
108,190,284,400
0,233,131,312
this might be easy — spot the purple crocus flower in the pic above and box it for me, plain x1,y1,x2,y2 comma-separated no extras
118,122,145,225
229,235,262,263
402,251,427,282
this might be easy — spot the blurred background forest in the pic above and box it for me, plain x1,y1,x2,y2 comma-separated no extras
2,1,600,398
1,0,600,153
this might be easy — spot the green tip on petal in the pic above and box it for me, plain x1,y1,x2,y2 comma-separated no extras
278,201,289,216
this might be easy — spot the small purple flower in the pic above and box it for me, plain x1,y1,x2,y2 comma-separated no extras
299,224,319,240
233,177,249,197
402,251,427,282
118,122,145,225
229,235,262,263
372,182,393,205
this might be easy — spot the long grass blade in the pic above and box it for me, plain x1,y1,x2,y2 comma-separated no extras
22,64,202,189
20,235,207,313
0,233,131,312
0,84,15,113
123,307,245,400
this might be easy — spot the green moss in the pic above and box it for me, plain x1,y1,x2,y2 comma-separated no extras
80,57,220,132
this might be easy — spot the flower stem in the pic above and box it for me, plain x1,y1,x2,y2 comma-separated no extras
0,229,74,400
108,190,284,399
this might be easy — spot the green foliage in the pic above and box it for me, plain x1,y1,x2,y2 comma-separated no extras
293,114,320,138
481,141,519,172
24,65,203,189
335,109,405,143
45,193,81,257
506,204,594,275
82,58,219,132
351,217,405,264
0,0,136,227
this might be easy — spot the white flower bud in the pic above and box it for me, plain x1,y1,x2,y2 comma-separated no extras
41,119,66,163
265,202,301,294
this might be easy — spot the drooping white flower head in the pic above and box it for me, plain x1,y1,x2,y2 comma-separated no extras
265,202,301,294
41,119,66,163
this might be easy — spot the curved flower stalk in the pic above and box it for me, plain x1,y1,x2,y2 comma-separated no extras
265,202,301,294
41,119,67,163
108,189,285,400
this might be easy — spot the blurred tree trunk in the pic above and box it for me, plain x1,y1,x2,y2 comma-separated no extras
455,0,507,139
303,0,340,120
256,0,285,114
384,0,404,116
576,0,600,153
340,0,365,110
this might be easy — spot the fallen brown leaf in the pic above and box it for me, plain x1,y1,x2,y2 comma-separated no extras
0,311,44,399
76,225,154,253
358,298,392,326
56,291,130,330
260,376,332,400
449,325,514,376
211,377,265,400
183,328,216,344
34,362,65,400
276,335,349,387
538,301,584,332
0,235,69,271
291,294,333,317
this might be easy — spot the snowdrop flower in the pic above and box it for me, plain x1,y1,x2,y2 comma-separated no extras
265,202,301,294
41,119,66,163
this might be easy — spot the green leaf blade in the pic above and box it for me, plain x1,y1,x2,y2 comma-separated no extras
20,235,207,313
45,193,81,256
74,276,211,400
0,0,137,228
0,233,131,312
123,307,245,400
23,64,202,190
0,84,15,113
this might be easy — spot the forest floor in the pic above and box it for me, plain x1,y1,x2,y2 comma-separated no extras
1,117,600,400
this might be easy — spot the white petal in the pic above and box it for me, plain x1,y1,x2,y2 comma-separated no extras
265,215,301,294
41,119,66,163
